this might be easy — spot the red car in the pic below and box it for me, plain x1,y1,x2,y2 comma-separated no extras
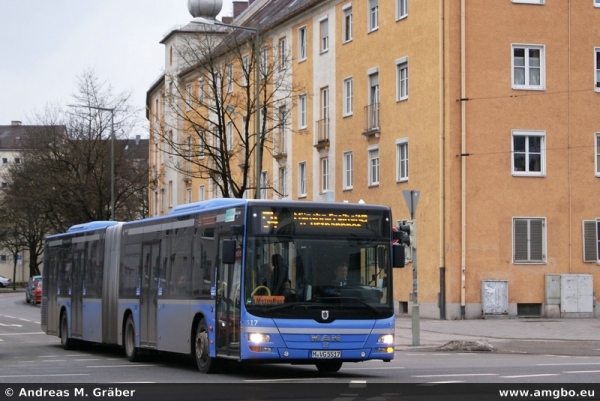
32,281,42,306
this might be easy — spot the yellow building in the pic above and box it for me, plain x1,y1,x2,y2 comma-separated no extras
147,0,600,319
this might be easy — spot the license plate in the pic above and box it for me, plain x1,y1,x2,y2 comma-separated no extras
311,351,341,359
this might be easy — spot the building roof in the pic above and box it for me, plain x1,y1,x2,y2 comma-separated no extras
0,122,67,151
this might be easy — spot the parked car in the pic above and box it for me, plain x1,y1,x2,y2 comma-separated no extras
32,281,42,306
0,275,11,288
25,275,42,303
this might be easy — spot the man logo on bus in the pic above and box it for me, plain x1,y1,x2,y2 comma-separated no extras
321,310,329,320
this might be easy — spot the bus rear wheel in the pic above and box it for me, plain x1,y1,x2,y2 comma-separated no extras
124,315,142,362
60,313,74,350
194,319,219,373
315,360,343,373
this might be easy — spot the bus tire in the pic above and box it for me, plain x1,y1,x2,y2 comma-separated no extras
194,319,219,373
315,360,343,373
124,315,142,362
60,313,74,350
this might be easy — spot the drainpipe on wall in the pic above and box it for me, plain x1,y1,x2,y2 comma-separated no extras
460,0,467,320
439,0,446,320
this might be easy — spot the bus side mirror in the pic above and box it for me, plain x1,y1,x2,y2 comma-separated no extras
393,244,405,268
222,240,236,265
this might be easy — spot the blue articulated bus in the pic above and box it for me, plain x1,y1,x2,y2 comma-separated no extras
42,199,404,373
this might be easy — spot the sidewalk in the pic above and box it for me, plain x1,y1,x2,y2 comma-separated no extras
395,316,600,356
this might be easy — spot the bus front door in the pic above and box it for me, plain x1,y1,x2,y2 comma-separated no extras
215,236,241,359
71,250,85,339
140,242,160,348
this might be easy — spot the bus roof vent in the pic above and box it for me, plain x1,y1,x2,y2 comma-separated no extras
170,198,247,216
67,221,119,233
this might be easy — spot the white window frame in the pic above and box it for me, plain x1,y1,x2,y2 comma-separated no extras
198,130,205,159
343,4,353,43
227,121,234,151
298,26,307,61
298,161,307,197
396,57,408,101
278,166,286,198
199,185,205,201
186,84,192,110
596,133,600,177
511,0,544,4
168,181,173,208
595,48,600,92
396,138,409,182
321,157,329,193
368,0,379,32
186,188,192,203
260,46,268,79
343,77,353,116
320,18,329,53
582,220,600,263
242,55,249,87
279,37,287,71
298,94,307,129
512,130,546,177
226,63,233,93
368,146,380,187
513,217,546,264
512,44,545,90
396,0,408,20
596,0,600,7
261,171,268,199
343,151,353,190
198,78,205,104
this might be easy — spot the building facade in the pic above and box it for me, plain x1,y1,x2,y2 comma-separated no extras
147,0,600,318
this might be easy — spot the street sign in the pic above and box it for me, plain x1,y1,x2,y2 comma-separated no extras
402,190,420,218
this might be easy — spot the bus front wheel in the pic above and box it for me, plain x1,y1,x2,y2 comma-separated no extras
315,360,343,373
194,319,219,373
60,313,74,350
124,315,142,362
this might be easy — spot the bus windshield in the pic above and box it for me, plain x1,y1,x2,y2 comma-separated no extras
243,236,393,319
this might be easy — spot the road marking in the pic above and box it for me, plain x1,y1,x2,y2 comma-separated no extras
86,364,156,368
245,378,330,382
0,332,45,336
501,374,560,378
0,323,23,327
343,367,405,370
538,362,600,366
564,370,600,374
413,374,498,378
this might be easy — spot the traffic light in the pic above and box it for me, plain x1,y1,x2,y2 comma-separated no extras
398,220,417,249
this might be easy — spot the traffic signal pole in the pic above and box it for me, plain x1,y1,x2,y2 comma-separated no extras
401,190,420,346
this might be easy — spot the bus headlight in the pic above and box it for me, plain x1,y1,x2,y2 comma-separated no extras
249,333,270,343
378,334,394,344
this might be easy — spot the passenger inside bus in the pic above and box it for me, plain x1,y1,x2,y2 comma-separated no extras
271,254,289,295
281,279,297,303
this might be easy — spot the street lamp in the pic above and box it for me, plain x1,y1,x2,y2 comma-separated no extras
190,17,262,199
68,104,115,220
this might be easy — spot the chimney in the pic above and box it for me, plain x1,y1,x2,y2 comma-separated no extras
222,16,234,25
233,1,249,18
11,121,22,126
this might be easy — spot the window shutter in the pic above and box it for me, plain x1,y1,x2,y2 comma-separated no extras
582,220,598,262
530,219,544,262
514,219,528,262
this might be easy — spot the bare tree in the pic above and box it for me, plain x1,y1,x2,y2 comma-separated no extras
156,25,304,199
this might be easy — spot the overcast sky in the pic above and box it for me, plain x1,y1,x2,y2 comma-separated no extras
0,0,234,137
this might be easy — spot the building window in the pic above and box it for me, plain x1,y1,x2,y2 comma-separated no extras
260,171,268,199
227,121,234,152
298,26,307,61
512,44,545,90
343,5,353,43
14,158,21,165
278,167,286,198
512,130,545,176
343,77,353,116
369,0,379,32
279,37,287,70
199,130,205,159
0,255,6,263
595,48,600,91
298,94,307,129
1,158,7,164
396,139,409,182
396,57,408,101
513,217,546,263
596,133,600,177
582,220,600,262
260,46,268,79
226,64,233,93
397,0,408,20
321,157,329,193
596,0,600,7
343,151,353,190
168,181,173,208
187,188,192,203
154,191,159,215
198,78,205,104
242,55,249,87
199,185,205,201
186,84,192,110
368,147,379,186
320,18,329,53
298,162,307,197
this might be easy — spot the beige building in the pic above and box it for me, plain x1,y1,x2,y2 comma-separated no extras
147,0,600,319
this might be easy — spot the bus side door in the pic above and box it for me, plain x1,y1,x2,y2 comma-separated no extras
71,249,85,339
140,242,160,348
215,235,241,359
